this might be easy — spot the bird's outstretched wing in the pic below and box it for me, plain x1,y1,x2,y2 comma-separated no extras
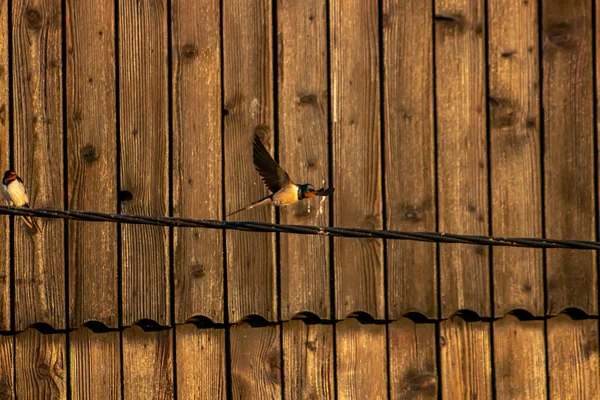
253,134,292,193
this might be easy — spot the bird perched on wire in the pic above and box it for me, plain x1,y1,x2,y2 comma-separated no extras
2,170,41,232
227,134,335,217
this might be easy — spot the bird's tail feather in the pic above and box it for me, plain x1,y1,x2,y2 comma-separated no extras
227,195,272,217
20,215,41,233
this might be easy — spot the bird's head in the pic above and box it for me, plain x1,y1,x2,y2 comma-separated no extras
299,183,316,199
2,170,17,186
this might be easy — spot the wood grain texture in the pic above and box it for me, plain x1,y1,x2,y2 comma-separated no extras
383,0,436,320
175,324,226,399
0,0,10,331
488,0,543,317
493,315,546,399
336,319,387,399
12,0,65,330
70,328,121,399
547,314,599,398
119,0,170,326
388,318,438,399
66,0,117,328
545,0,597,315
440,317,491,399
15,329,66,399
435,0,489,318
330,0,384,320
223,0,276,322
277,0,331,321
122,326,174,399
0,336,14,399
172,0,223,324
282,320,334,399
230,323,281,399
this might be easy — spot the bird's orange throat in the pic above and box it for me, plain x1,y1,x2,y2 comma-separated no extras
304,191,315,198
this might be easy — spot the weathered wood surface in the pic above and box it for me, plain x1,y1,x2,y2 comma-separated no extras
488,0,543,317
547,314,599,398
440,317,491,399
336,319,387,399
12,0,65,330
277,0,331,321
172,0,223,324
122,326,174,399
230,323,281,399
543,0,597,316
223,0,277,323
15,329,66,399
175,324,226,399
493,315,546,399
0,335,13,399
119,0,170,326
0,0,10,331
282,320,334,399
70,328,121,399
66,0,118,328
388,318,437,398
383,0,437,321
435,0,489,318
330,0,384,320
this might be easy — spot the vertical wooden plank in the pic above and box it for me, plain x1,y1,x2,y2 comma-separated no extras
493,316,546,398
119,0,170,326
0,0,11,331
282,320,334,399
0,336,14,399
15,330,66,399
383,0,437,321
176,324,226,399
435,0,489,318
277,0,330,320
230,323,281,399
388,318,438,398
171,0,223,324
330,0,384,320
488,0,543,317
336,319,387,399
66,0,118,328
122,326,174,399
547,314,599,398
440,317,491,399
12,0,65,330
70,328,121,399
543,0,596,315
223,0,276,322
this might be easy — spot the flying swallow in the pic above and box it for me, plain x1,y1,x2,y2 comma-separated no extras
227,135,335,217
2,170,41,232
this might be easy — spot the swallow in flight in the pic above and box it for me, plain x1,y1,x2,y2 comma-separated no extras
227,135,335,217
2,170,41,232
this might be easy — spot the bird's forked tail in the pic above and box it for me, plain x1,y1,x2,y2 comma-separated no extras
226,195,272,218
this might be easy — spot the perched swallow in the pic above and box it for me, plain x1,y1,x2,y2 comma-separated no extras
227,135,335,217
2,170,41,232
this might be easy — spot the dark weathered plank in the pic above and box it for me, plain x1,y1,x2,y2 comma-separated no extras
70,328,121,399
435,0,489,318
277,0,330,321
176,324,226,399
15,329,66,399
330,0,383,320
230,323,281,399
336,319,387,399
223,0,276,322
440,317,491,398
172,0,223,324
383,0,437,320
0,0,10,332
493,315,546,398
122,326,174,399
282,320,334,399
388,318,437,398
66,0,118,328
119,0,170,326
547,314,599,397
543,0,596,315
12,0,65,330
0,335,14,399
488,0,542,317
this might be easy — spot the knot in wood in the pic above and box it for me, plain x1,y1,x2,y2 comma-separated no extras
253,125,271,143
182,43,198,59
81,145,99,163
546,24,573,47
25,8,43,30
298,93,317,106
404,208,423,221
189,263,205,279
489,97,516,128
